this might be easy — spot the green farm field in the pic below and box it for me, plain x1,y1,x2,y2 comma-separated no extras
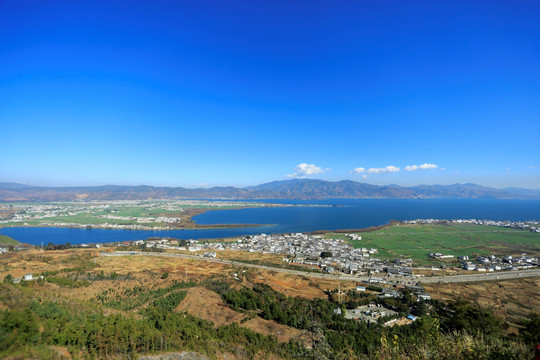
0,200,271,229
325,223,540,266
0,234,18,246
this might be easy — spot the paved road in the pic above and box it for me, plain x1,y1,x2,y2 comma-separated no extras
417,268,540,283
101,251,540,284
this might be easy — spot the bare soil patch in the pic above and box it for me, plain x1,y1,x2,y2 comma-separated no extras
95,254,233,281
424,277,540,330
49,345,72,359
242,317,305,343
176,287,244,326
250,269,356,299
176,287,304,343
216,250,286,266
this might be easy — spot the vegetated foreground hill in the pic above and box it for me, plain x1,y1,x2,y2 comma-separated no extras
0,248,538,359
0,179,538,201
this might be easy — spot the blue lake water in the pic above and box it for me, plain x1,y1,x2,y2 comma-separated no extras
1,199,540,245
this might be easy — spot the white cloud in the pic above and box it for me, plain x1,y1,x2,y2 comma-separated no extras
353,162,442,176
528,165,537,169
405,163,438,171
362,174,367,179
287,163,328,178
367,165,400,174
354,165,400,174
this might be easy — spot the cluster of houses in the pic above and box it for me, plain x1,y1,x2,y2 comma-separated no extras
345,303,398,324
0,199,265,230
424,251,538,272
117,232,420,280
429,252,455,259
405,218,540,233
96,214,182,224
0,244,32,253
40,222,175,230
358,281,431,301
228,233,385,275
345,303,418,327
428,251,539,272
0,202,116,223
346,284,428,325
10,273,43,284
459,254,538,271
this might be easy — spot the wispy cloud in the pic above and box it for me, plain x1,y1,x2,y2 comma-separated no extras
367,165,400,174
528,165,538,169
351,168,369,179
405,163,438,171
352,165,400,174
353,163,441,176
287,163,328,178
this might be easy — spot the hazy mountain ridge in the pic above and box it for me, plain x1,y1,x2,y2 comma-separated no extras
0,179,538,201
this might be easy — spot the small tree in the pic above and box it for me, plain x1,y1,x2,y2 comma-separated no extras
519,312,540,346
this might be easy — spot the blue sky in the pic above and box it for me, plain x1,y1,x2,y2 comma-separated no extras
1,1,539,188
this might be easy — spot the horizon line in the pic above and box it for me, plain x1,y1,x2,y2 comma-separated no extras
1,179,539,191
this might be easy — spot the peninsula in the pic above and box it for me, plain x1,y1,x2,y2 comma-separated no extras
0,200,286,230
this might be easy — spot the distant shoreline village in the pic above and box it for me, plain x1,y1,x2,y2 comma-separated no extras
403,218,540,233
0,200,333,231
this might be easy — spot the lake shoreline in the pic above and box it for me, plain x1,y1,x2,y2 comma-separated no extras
1,198,539,245
0,202,332,231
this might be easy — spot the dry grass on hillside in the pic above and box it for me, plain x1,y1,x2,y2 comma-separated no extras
95,254,232,279
215,250,286,266
4,248,539,334
176,287,306,344
249,269,356,299
176,287,245,326
0,249,84,279
424,277,540,330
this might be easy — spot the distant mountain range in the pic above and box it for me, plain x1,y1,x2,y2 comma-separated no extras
0,179,539,201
